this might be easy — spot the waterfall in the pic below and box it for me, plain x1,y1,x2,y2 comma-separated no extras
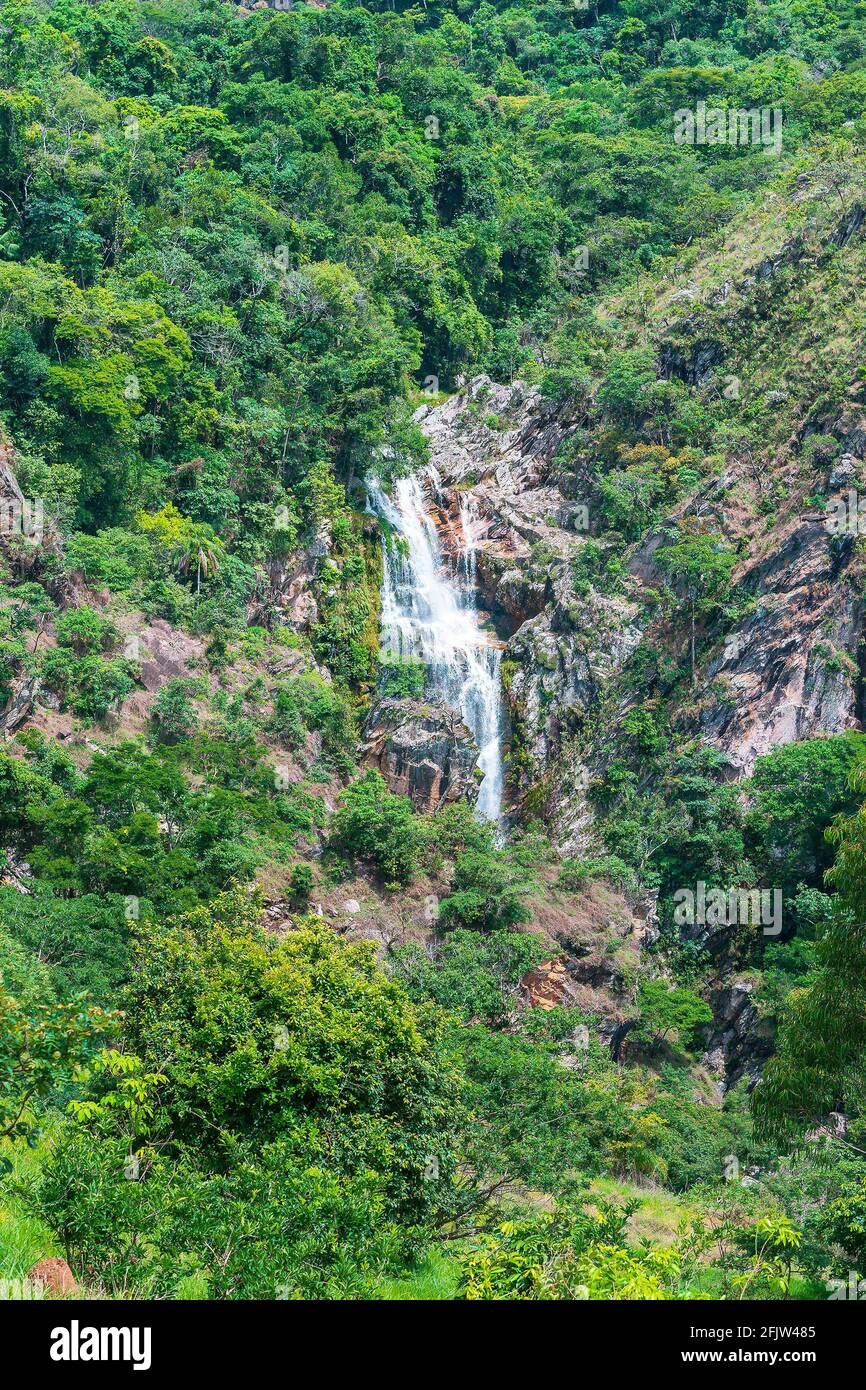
368,472,505,825
459,492,477,584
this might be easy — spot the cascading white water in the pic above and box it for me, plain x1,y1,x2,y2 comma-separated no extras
368,472,505,825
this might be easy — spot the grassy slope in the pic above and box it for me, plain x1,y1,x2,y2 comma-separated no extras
0,1139,61,1294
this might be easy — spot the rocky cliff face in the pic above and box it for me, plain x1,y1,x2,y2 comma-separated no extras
700,506,863,774
703,979,777,1093
417,376,580,624
415,378,642,806
420,380,866,797
626,428,866,778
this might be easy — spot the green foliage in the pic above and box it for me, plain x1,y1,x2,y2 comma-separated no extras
150,677,203,744
681,1200,803,1301
597,743,749,918
379,656,427,700
39,649,135,722
0,0,853,572
820,1174,866,1270
633,979,713,1052
558,855,638,895
330,770,420,887
0,886,131,1004
24,890,463,1296
391,929,548,1028
0,579,54,702
438,845,536,932
288,863,314,908
65,528,154,594
459,1197,683,1300
754,765,866,1144
657,520,737,681
648,1071,773,1193
269,672,357,772
1,0,865,1303
0,926,111,1153
0,740,271,911
454,1023,611,1199
746,734,866,891
54,606,118,657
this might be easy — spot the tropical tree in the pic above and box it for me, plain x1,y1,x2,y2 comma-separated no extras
657,521,736,684
171,526,223,598
753,765,866,1144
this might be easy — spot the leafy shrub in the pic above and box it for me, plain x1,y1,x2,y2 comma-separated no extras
66,530,153,593
288,863,314,906
392,929,548,1027
0,925,111,1153
24,893,463,1297
458,1198,682,1300
379,656,427,699
438,847,535,932
633,979,713,1053
40,650,135,721
150,677,203,743
270,673,357,772
330,771,420,887
557,854,637,895
54,606,118,657
746,734,866,892
0,885,131,1004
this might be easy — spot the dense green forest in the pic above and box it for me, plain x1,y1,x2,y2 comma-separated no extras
2,0,866,1303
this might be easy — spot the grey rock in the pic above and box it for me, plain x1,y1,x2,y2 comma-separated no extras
361,697,479,812
828,453,859,489
703,980,776,1092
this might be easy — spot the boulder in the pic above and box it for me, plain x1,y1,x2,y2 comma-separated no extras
361,697,479,812
137,619,204,694
27,1258,78,1297
522,957,581,1010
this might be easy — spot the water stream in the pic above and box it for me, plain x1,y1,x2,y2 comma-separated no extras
368,471,504,825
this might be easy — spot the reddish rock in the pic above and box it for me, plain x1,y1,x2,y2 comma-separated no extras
28,1257,78,1296
137,619,204,693
522,958,580,1010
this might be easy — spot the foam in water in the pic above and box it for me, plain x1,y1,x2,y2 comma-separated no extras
368,472,504,825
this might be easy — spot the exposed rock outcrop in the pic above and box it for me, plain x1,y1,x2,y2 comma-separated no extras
361,697,479,812
703,979,776,1092
506,584,642,787
416,376,582,621
416,379,643,798
522,957,582,1011
137,619,205,694
699,508,863,773
0,675,41,734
